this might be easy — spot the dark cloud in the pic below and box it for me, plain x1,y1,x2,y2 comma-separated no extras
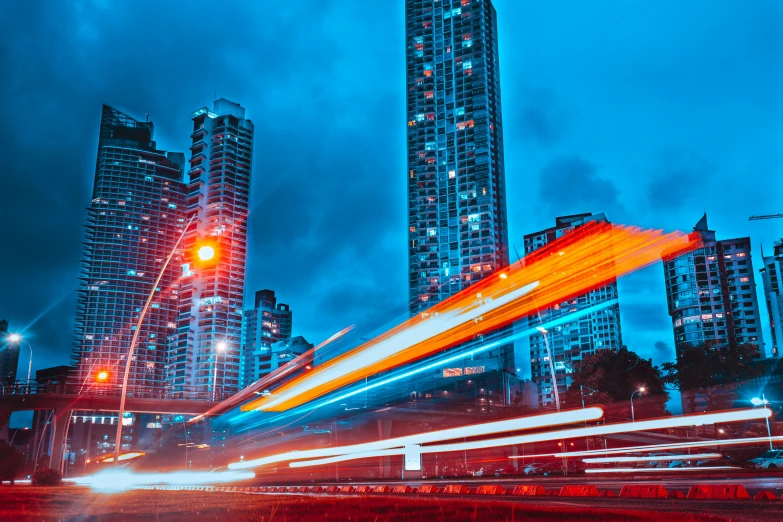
516,89,570,147
653,341,675,366
537,156,626,220
646,148,718,212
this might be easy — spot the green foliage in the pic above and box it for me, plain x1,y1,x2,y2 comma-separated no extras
662,342,763,411
0,441,25,484
563,347,669,418
31,468,62,486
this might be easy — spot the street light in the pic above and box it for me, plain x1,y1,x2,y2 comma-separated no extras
97,371,109,382
536,326,560,411
751,394,774,450
630,387,645,422
197,245,215,262
6,333,33,390
113,214,195,468
213,341,227,401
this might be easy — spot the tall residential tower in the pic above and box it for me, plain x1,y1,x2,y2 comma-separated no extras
759,241,782,357
663,215,765,357
168,99,254,400
406,0,508,315
523,213,623,406
72,105,186,393
240,289,293,389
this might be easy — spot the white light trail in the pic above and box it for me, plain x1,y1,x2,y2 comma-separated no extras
70,470,255,491
254,281,540,411
585,466,739,474
228,407,603,470
285,409,770,469
513,434,783,459
582,453,721,464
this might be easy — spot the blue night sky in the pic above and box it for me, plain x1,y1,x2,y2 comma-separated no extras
1,0,781,380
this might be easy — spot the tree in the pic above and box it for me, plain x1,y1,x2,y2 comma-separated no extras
563,347,669,420
0,441,25,485
31,468,62,486
662,342,763,412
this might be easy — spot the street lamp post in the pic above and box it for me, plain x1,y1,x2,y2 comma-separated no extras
6,334,32,391
536,327,560,411
751,395,774,450
213,342,227,401
630,387,645,422
113,214,195,468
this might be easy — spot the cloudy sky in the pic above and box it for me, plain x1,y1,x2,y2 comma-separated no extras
1,0,781,382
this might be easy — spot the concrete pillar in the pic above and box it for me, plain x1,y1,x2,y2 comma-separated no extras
0,411,10,442
48,409,69,471
376,418,392,478
403,444,422,480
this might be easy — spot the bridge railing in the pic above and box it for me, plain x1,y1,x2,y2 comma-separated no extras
0,380,227,401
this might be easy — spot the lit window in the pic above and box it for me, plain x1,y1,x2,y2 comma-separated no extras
449,170,456,179
427,228,438,236
443,368,463,378
425,91,434,99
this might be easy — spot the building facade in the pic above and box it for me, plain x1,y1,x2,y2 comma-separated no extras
0,319,20,386
168,99,254,399
240,290,293,388
524,213,623,406
663,215,765,357
72,105,186,394
406,0,508,315
760,241,782,357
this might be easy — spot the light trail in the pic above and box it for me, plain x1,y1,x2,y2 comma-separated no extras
585,466,739,474
70,470,255,491
245,222,701,412
268,298,620,419
227,407,604,470
189,325,355,422
101,451,146,463
513,434,783,459
582,453,722,464
284,409,769,469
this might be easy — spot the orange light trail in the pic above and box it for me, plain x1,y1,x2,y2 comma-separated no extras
245,222,700,412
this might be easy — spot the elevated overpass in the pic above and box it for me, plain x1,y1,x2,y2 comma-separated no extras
0,383,219,469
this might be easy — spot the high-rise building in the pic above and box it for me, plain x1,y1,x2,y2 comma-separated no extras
240,290,293,388
269,335,313,374
523,213,623,406
663,214,765,357
168,99,254,399
404,0,512,388
406,0,508,315
760,240,782,357
72,105,186,393
0,319,20,386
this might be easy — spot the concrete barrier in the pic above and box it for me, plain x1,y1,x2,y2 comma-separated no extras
599,490,616,497
356,485,373,493
546,489,560,496
417,485,440,494
297,486,309,493
753,490,778,501
286,486,298,493
340,485,357,493
476,485,506,495
442,484,470,495
668,490,686,499
310,486,324,493
687,484,750,500
258,486,268,492
619,485,668,499
393,485,414,494
373,485,391,493
324,486,340,493
511,485,546,497
559,485,600,497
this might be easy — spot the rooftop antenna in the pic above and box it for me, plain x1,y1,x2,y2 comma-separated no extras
145,112,149,122
513,245,523,267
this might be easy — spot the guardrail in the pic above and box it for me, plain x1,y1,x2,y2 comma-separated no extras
0,381,226,401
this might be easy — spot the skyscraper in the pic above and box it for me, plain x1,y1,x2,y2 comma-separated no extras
406,0,508,315
168,99,254,399
759,240,782,357
72,105,186,393
663,215,765,357
524,213,623,406
240,289,293,389
0,319,20,386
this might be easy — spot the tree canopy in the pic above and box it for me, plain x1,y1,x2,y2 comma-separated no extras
563,347,669,420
